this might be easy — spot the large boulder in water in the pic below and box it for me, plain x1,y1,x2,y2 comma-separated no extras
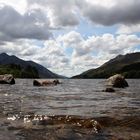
106,74,129,88
0,74,15,84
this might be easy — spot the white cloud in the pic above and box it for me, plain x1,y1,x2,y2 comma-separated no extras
86,0,117,8
0,0,140,42
0,32,140,76
0,0,140,76
31,40,70,74
0,5,52,41
27,0,140,27
27,0,79,28
55,32,140,76
117,24,140,34
57,31,83,48
0,39,40,59
0,0,27,14
77,0,140,26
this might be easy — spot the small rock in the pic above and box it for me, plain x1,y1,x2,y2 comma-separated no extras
104,88,115,92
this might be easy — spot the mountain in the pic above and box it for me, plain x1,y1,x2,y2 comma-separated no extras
72,52,140,79
0,53,65,78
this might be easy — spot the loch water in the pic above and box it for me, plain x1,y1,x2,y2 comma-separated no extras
0,79,140,140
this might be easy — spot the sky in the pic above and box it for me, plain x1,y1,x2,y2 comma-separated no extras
0,0,140,77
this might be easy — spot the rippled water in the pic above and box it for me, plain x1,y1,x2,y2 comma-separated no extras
0,79,140,140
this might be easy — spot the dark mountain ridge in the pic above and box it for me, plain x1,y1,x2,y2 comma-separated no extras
72,52,140,79
102,52,140,67
0,53,65,78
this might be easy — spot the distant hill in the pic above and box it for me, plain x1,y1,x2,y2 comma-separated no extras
72,52,140,79
0,53,65,78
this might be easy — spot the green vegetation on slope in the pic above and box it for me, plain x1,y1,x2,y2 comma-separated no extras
0,64,39,78
73,62,140,79
0,53,66,78
119,62,140,78
72,52,140,79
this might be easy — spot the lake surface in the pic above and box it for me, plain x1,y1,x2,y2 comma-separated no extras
0,79,140,140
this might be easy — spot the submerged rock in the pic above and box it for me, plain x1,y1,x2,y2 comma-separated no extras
106,74,129,88
23,115,102,133
0,74,15,84
33,79,60,86
6,114,101,139
103,88,115,92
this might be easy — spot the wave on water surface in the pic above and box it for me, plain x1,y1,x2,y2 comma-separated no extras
0,79,140,140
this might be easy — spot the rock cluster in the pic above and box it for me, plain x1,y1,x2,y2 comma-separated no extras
33,79,60,86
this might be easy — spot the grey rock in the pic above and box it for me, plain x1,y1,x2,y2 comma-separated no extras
106,74,128,88
33,79,60,86
0,74,15,84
